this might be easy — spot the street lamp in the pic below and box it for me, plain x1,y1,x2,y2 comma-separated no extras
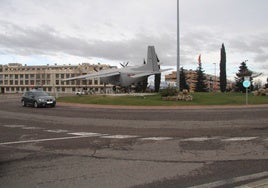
213,63,216,91
176,0,180,91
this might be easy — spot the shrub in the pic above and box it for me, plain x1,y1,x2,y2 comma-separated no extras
159,87,178,97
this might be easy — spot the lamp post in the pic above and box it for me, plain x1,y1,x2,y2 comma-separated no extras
213,63,216,91
176,0,180,91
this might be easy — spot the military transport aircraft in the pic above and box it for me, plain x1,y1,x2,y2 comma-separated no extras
64,46,172,89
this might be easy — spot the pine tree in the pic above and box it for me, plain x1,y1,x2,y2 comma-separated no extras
195,63,208,92
235,61,253,92
180,67,189,91
220,43,227,92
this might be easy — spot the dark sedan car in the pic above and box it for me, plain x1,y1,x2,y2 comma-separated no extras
21,90,56,108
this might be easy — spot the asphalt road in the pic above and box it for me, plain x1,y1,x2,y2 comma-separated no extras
0,96,267,188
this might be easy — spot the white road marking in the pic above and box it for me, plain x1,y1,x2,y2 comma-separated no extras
45,129,69,133
2,124,25,128
140,137,173,141
180,137,219,142
22,127,42,130
0,135,90,145
186,171,268,188
222,137,257,142
2,125,266,144
68,132,107,137
101,135,138,139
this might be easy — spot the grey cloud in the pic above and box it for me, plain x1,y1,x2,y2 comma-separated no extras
0,21,176,65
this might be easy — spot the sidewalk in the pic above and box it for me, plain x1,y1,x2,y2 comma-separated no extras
235,178,268,188
58,102,268,110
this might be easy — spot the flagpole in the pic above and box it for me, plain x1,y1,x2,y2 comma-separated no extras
176,0,180,91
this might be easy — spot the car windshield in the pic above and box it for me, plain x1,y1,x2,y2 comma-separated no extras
34,91,49,97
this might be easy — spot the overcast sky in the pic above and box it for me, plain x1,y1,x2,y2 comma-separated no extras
0,0,267,83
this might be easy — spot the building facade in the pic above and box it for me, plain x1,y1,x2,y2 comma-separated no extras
165,70,221,92
0,63,115,94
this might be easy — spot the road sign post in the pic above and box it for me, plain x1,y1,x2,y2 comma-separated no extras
243,76,251,105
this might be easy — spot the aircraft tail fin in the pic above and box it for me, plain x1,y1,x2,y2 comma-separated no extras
146,46,160,72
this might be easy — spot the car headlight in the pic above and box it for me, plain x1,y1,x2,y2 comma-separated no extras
38,98,45,102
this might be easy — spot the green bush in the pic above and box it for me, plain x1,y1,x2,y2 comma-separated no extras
159,87,178,97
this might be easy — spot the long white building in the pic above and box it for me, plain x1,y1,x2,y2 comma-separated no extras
0,63,115,94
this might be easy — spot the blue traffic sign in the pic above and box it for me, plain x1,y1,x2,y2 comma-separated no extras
243,80,251,88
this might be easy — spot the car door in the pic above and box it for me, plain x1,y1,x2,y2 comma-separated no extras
23,91,30,105
28,92,34,105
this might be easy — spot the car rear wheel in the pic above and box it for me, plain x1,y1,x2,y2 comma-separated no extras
34,101,39,108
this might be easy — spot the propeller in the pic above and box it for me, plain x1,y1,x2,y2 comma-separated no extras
94,66,103,72
120,62,129,67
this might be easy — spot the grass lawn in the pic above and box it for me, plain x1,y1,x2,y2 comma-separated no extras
57,92,268,106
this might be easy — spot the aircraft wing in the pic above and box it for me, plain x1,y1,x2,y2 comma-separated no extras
64,69,120,81
130,68,173,78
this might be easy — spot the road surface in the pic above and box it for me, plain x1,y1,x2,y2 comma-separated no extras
0,96,267,187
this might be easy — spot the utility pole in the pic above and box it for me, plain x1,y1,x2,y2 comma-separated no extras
213,63,216,91
176,0,180,91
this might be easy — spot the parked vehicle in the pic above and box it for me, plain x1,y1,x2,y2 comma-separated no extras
75,90,85,95
21,90,56,108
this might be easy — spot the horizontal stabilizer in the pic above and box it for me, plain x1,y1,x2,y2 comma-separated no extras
130,68,172,78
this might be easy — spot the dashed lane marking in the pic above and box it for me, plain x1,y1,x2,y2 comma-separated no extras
68,132,107,137
1,125,267,144
22,126,42,130
0,135,91,145
140,137,173,141
222,137,258,142
100,135,138,139
181,137,220,142
2,124,26,128
45,129,69,133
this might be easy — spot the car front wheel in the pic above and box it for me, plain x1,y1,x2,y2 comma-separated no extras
34,101,39,108
21,100,26,107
